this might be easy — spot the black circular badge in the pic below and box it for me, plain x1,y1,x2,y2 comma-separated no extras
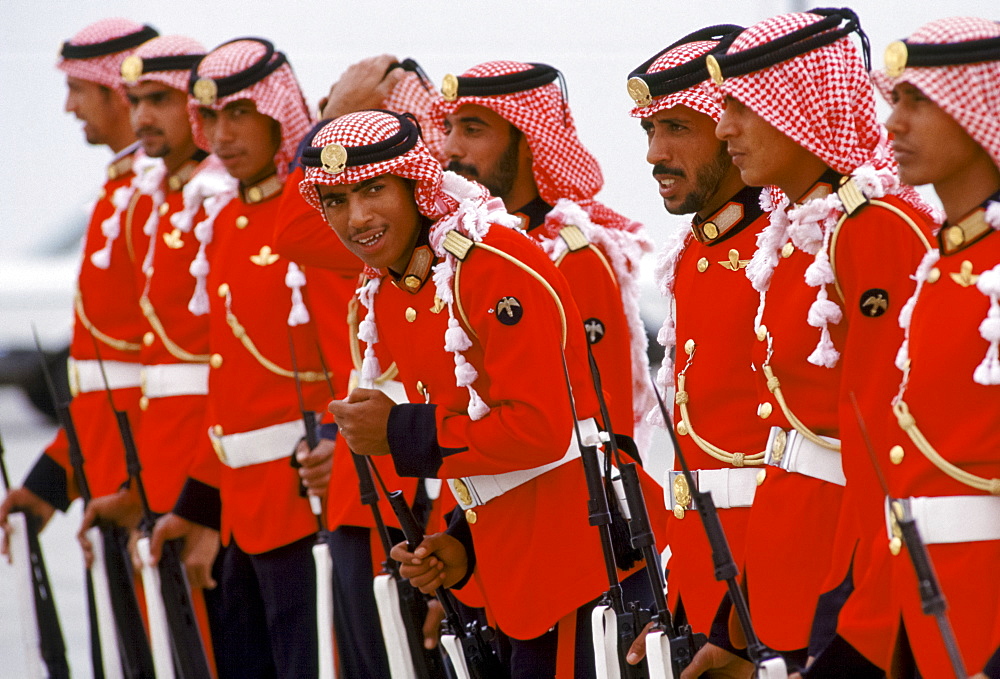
494,296,523,325
859,289,889,317
584,318,606,344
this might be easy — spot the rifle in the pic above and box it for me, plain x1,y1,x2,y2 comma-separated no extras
34,327,146,679
1,429,70,679
89,333,211,679
848,394,967,678
583,345,708,679
650,380,787,678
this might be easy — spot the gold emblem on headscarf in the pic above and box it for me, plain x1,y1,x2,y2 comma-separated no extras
121,55,143,84
705,55,724,86
441,74,459,102
193,77,218,106
627,77,652,107
320,144,347,175
884,41,909,78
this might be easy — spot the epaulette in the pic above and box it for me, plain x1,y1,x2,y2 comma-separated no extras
443,231,475,260
558,224,590,252
837,176,869,217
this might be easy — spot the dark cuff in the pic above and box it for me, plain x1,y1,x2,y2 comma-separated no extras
985,645,1000,679
708,592,750,662
445,507,476,590
23,454,70,512
173,478,221,531
388,403,444,478
318,422,338,441
803,634,883,679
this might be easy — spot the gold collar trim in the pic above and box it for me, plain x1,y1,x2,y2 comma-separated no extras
797,181,833,206
241,173,283,204
939,206,993,255
166,159,202,193
692,201,744,244
107,154,135,181
392,245,435,294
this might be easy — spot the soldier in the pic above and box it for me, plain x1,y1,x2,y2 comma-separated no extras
622,26,772,674
149,37,330,679
705,8,936,674
302,109,657,678
0,17,157,547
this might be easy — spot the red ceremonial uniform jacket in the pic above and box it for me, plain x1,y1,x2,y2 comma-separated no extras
665,187,770,634
746,172,933,652
127,154,216,514
28,146,146,507
196,175,328,555
874,194,1000,674
371,223,659,640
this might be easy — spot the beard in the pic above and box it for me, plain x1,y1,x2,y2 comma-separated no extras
662,143,733,215
446,129,521,202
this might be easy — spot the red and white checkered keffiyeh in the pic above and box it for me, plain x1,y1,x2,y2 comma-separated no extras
384,71,446,162
299,110,521,419
873,17,1000,169
127,35,205,94
629,41,723,122
189,39,312,181
57,18,152,98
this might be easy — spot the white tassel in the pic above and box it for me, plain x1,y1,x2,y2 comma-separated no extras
807,328,841,369
444,317,472,352
454,355,478,387
807,292,843,328
285,263,310,326
361,347,382,385
974,265,1000,385
466,387,490,421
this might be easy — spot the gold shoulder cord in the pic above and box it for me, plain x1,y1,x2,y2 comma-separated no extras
224,306,328,382
762,363,840,451
139,297,210,363
894,400,1000,495
124,190,142,265
346,294,398,385
74,292,142,352
553,226,620,292
675,371,764,467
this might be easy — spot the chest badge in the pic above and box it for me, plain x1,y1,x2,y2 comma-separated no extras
584,318,606,344
950,260,979,288
494,296,522,325
717,248,749,271
250,245,280,266
860,289,889,317
163,228,184,249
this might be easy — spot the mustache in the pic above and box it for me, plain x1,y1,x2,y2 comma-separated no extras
652,164,684,179
135,126,164,137
446,160,478,178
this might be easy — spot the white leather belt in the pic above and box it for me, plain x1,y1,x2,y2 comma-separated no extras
885,495,1000,545
448,418,601,510
69,358,142,395
764,426,845,486
667,468,759,511
209,419,303,469
141,364,209,398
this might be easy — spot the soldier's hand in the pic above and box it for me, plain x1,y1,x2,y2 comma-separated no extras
150,512,220,590
679,642,754,679
318,54,405,120
1,488,56,558
328,388,394,456
296,437,334,498
390,532,468,594
423,598,445,650
77,487,143,568
626,621,655,664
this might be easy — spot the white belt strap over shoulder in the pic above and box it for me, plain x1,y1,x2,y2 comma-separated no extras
764,427,845,486
884,495,1000,545
448,419,601,511
209,419,303,469
141,363,209,398
69,358,142,395
667,468,759,512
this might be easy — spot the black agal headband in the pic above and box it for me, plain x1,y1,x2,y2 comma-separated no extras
60,25,159,60
440,62,571,124
704,8,870,87
121,53,205,85
884,33,1000,78
300,110,422,175
189,38,287,106
626,24,744,107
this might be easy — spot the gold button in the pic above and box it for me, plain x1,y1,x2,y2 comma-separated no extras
108,166,119,180
218,283,230,297
98,188,107,200
673,505,685,520
703,222,719,240
889,537,902,556
889,445,904,465
168,175,183,192
926,267,940,284
235,216,249,229
684,339,695,355
416,381,425,396
247,187,263,203
944,225,964,248
465,509,478,524
158,203,170,216
210,353,223,369
781,242,795,258
143,331,155,346
756,325,767,342
405,307,417,322
212,424,224,437
757,402,773,419
756,469,766,486
139,396,150,411
676,421,688,436
404,275,422,291
697,257,709,273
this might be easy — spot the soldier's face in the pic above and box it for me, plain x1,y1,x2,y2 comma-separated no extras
198,99,280,184
127,82,195,169
317,174,423,274
886,83,992,189
441,104,530,203
64,76,129,146
641,105,739,216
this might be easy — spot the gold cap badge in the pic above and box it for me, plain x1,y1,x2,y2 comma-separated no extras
706,55,724,86
884,41,908,78
121,55,143,84
193,77,218,106
441,73,459,102
627,77,652,107
320,144,348,175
